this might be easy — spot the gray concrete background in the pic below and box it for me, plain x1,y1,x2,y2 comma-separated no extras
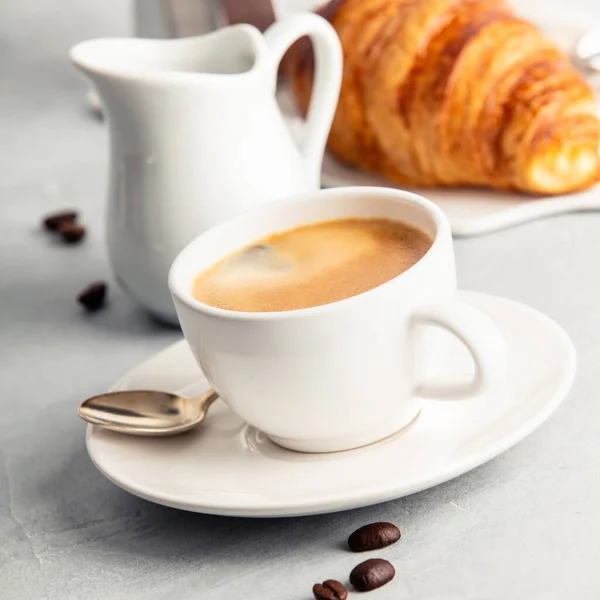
2,0,600,598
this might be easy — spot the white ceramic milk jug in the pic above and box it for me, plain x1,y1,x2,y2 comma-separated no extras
70,14,342,323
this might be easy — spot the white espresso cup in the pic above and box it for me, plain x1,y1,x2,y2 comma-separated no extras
169,187,507,453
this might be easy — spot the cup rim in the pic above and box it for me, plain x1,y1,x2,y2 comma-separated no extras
168,186,449,321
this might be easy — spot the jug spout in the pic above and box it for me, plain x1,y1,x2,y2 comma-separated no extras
69,25,266,84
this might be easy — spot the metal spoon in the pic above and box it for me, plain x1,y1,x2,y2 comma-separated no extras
574,29,600,72
78,388,218,436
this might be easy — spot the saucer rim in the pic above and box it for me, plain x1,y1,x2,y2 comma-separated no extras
86,291,577,517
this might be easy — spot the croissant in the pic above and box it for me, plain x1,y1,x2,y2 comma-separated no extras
290,0,600,194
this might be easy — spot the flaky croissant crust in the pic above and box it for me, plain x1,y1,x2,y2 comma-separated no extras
291,0,600,194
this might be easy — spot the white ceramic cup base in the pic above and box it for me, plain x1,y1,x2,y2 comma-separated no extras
267,403,421,453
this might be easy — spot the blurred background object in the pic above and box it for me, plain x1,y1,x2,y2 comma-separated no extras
135,0,223,38
133,0,323,38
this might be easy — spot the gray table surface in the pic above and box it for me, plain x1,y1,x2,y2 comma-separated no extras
3,0,600,598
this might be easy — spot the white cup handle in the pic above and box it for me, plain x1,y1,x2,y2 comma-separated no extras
410,301,508,400
263,13,342,186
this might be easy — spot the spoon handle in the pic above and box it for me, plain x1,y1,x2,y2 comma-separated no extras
196,389,219,416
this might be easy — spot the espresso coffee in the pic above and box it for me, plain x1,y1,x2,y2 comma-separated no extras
192,218,432,312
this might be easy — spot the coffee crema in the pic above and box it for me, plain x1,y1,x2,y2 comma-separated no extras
192,217,432,312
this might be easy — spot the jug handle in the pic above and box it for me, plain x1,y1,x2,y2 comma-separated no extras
264,14,342,188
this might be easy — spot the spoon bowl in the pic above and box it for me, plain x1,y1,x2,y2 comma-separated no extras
78,389,218,436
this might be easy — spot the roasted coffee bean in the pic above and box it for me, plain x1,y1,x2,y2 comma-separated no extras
312,579,348,600
59,222,86,244
78,282,107,312
349,558,395,592
348,522,401,552
43,210,78,231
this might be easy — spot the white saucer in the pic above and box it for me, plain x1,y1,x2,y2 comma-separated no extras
86,292,576,517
